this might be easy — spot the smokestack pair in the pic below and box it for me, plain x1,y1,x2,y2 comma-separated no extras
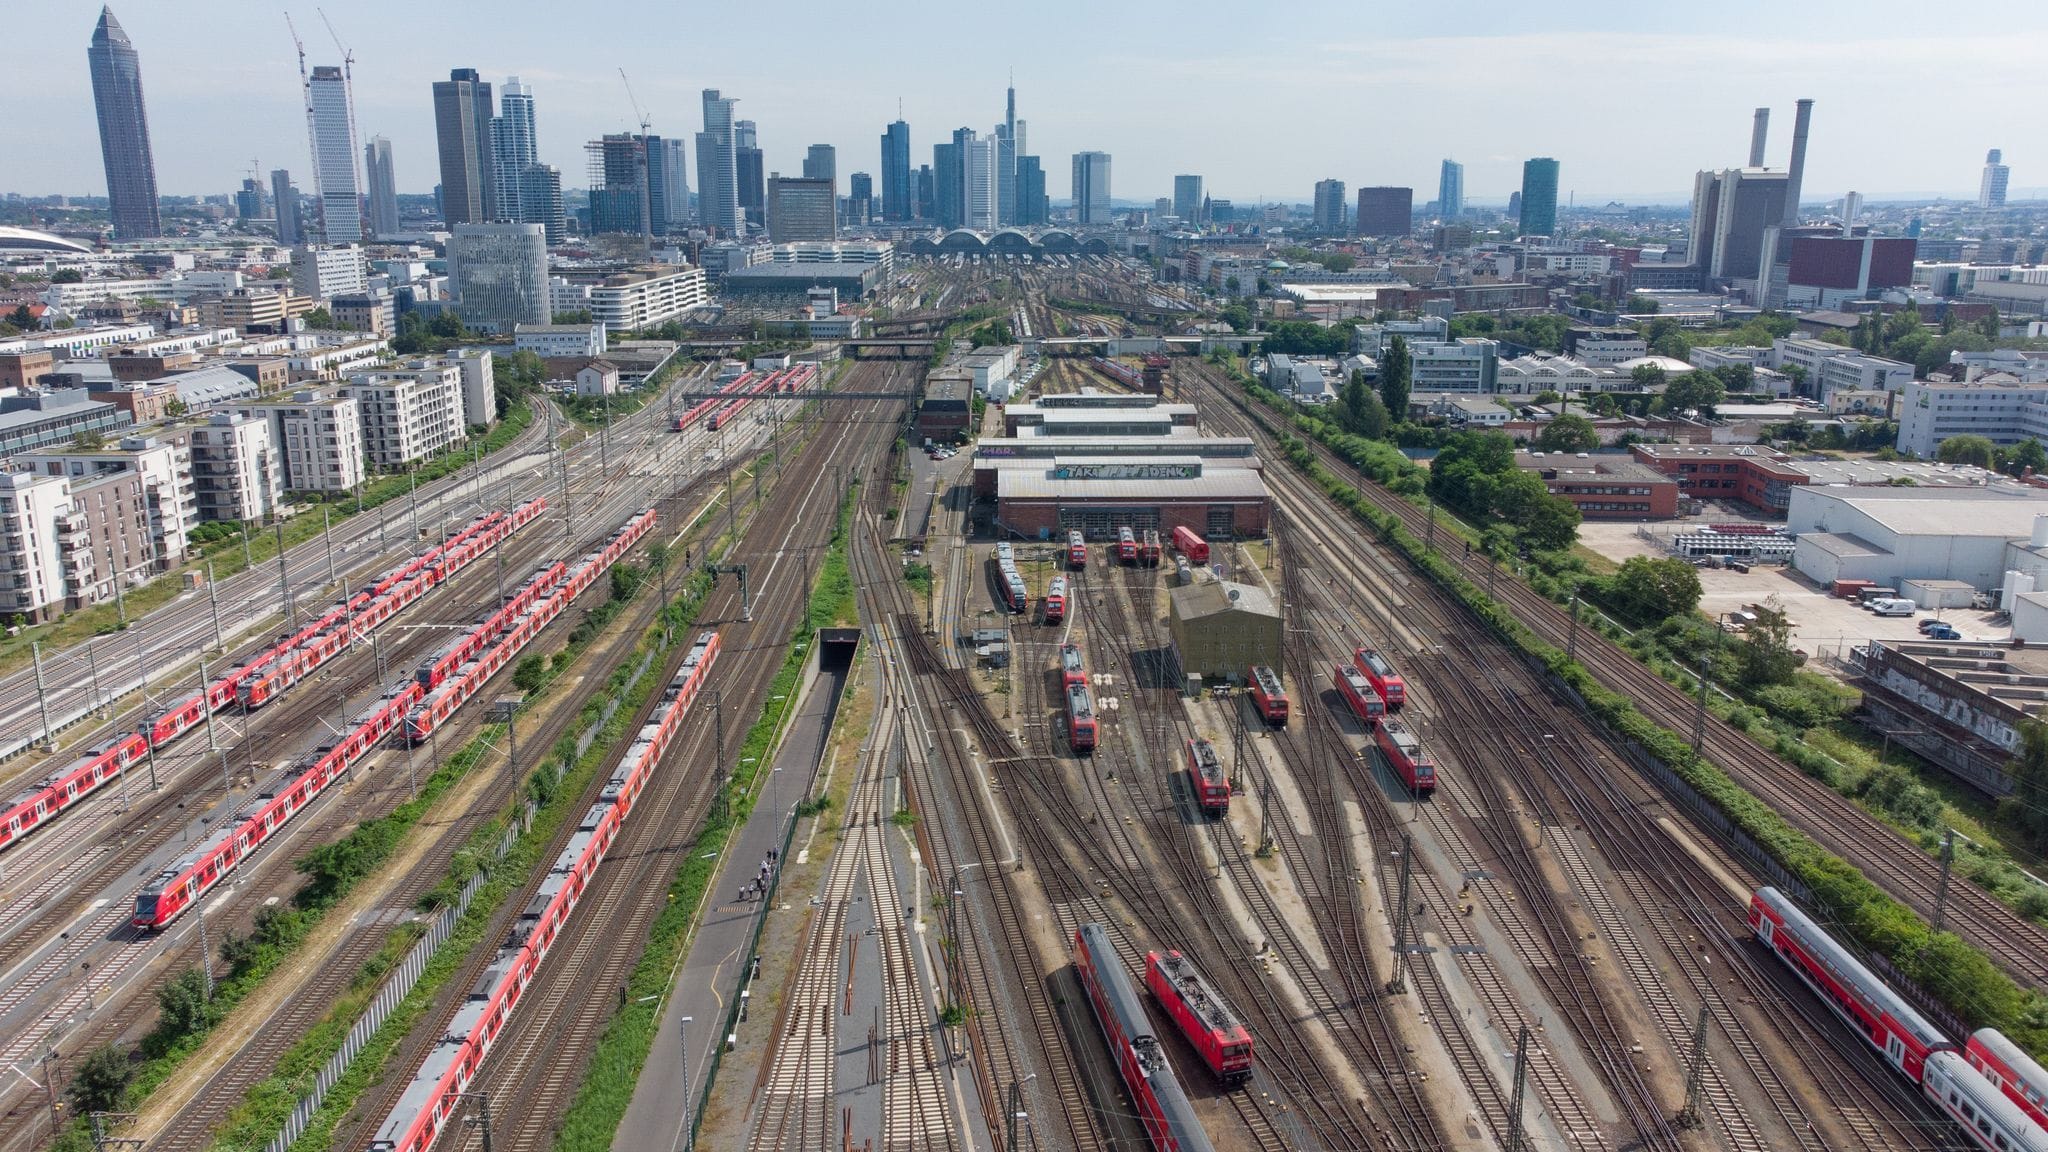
1746,100,1813,224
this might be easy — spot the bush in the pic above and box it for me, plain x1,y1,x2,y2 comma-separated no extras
68,1045,133,1116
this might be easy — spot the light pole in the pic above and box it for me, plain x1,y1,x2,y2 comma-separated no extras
677,1014,696,1152
945,861,987,1019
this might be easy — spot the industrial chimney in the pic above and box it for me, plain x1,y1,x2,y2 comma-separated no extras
1749,107,1770,168
1783,99,1814,224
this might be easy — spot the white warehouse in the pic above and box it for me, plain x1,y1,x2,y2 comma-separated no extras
1788,486,2048,591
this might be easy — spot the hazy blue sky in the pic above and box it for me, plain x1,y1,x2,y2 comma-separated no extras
14,0,2044,206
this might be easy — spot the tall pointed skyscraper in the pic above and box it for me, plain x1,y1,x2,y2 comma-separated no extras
695,90,740,235
1437,159,1464,220
87,8,162,240
880,118,911,222
306,64,364,243
364,137,399,237
994,82,1017,226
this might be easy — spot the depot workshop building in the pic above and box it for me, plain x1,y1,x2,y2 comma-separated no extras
972,394,1270,539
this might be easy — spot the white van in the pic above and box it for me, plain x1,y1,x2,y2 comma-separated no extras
1868,598,1917,617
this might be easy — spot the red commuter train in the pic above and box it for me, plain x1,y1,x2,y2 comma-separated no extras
1067,529,1088,569
1044,576,1068,625
1066,681,1098,753
1248,665,1288,725
1968,1028,2048,1130
1170,526,1209,565
1352,647,1406,711
1186,738,1229,815
1117,526,1138,563
1374,718,1435,795
1141,529,1162,566
1073,924,1217,1152
0,733,151,852
1147,949,1254,1082
1060,642,1088,688
1334,663,1386,727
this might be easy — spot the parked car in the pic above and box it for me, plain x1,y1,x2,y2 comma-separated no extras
1925,623,1962,640
1868,598,1917,617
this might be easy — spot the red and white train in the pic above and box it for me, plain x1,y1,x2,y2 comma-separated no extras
706,363,815,432
1060,643,1088,689
993,542,1027,613
415,561,567,690
1333,663,1386,728
1067,529,1088,569
1248,665,1288,726
673,370,756,433
1185,738,1229,815
1352,647,1406,711
1066,681,1098,754
405,509,655,744
1373,718,1435,795
368,629,721,1152
1044,576,1068,625
134,679,423,928
0,733,150,852
1141,529,1162,566
1117,526,1138,563
1073,924,1216,1152
1750,886,2048,1152
1147,948,1254,1082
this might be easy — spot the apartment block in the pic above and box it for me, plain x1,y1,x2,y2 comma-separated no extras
15,435,197,571
231,392,365,493
291,245,369,301
0,470,86,622
1897,379,2048,458
163,411,282,523
1816,352,1912,398
67,469,157,608
341,363,464,470
1407,338,1499,394
453,349,496,427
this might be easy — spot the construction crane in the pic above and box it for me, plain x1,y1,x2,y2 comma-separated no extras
284,13,320,215
617,68,654,242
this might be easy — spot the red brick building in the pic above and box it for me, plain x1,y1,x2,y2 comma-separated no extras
1516,452,1680,519
1629,443,1806,514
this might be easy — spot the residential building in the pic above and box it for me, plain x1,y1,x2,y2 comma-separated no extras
576,361,620,398
0,470,85,622
1816,352,1912,398
0,351,56,390
1520,157,1560,237
271,169,303,245
1898,379,2048,458
17,435,195,570
1517,451,1679,519
881,119,912,222
736,120,765,227
162,411,280,523
287,337,387,382
453,349,496,428
341,363,463,470
519,165,566,244
0,390,132,460
515,324,606,358
1407,338,1499,394
231,392,363,492
847,172,873,224
1312,179,1346,234
364,136,400,237
1016,156,1047,226
449,222,550,331
433,68,497,225
1072,152,1112,225
582,265,709,332
1981,149,2010,210
1356,187,1412,238
696,90,741,235
768,176,837,243
587,134,649,237
291,244,367,301
67,469,154,609
87,8,162,240
492,76,539,223
1438,160,1464,220
1174,175,1203,224
330,291,396,337
307,64,364,243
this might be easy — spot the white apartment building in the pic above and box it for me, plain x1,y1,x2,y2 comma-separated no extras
1948,348,2048,384
514,324,607,358
165,411,282,523
290,244,369,301
1817,352,1913,398
453,349,497,427
1689,345,1772,372
15,435,196,571
231,392,365,493
1771,336,1851,390
341,363,464,470
0,470,87,622
583,265,710,333
38,278,177,311
0,324,159,359
289,337,389,381
1897,379,2048,458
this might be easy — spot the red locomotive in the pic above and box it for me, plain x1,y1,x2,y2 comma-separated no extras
1171,525,1209,565
1334,663,1385,727
1186,738,1229,815
1061,643,1088,688
1141,529,1162,566
1073,925,1217,1152
1248,665,1288,725
1067,529,1088,569
1147,949,1254,1082
1352,647,1405,711
1374,718,1435,795
1044,576,1068,625
1117,526,1138,563
1066,681,1098,754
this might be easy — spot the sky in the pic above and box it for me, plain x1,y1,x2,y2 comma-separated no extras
12,0,2046,207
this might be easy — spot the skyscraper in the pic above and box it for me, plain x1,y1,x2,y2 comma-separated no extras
1357,187,1412,238
586,134,649,237
767,176,837,242
449,223,549,331
1071,152,1112,225
735,120,765,228
271,169,302,245
87,8,161,240
915,165,935,222
1519,157,1559,237
1981,149,2010,210
934,134,966,230
1437,160,1464,220
433,69,497,225
847,172,873,224
965,136,996,230
518,165,565,244
307,65,365,243
696,90,740,236
492,76,538,223
880,119,911,222
1173,175,1203,224
1016,156,1047,226
994,83,1018,226
653,138,688,233
365,136,399,237
1312,179,1346,233
803,144,837,190
235,178,267,222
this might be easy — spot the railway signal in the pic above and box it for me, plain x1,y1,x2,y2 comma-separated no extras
1676,1003,1711,1128
1506,1024,1531,1152
1387,833,1413,995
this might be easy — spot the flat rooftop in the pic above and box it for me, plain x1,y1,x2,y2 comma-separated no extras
998,467,1269,502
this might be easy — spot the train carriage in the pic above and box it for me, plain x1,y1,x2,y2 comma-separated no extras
1118,526,1138,563
1373,718,1435,795
1066,681,1098,753
1352,648,1406,711
1147,949,1254,1082
1334,663,1386,727
1044,576,1068,625
1171,526,1209,565
1068,529,1088,569
1061,643,1088,688
1073,924,1217,1152
1185,738,1229,815
1248,665,1288,726
1926,1051,2048,1151
1142,529,1162,566
1969,1029,2048,1129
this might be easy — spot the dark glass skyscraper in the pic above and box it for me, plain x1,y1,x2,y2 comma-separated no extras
87,8,161,240
1519,157,1559,237
880,120,911,222
1016,156,1047,226
433,68,497,225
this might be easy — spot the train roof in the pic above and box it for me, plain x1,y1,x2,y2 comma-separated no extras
1356,648,1397,677
1755,887,1947,1047
1926,1050,2048,1152
1153,950,1249,1038
1251,665,1283,693
1974,1028,2048,1088
1067,682,1094,718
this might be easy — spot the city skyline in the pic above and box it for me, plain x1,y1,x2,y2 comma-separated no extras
15,2,2048,208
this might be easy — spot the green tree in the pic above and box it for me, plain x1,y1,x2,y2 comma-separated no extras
552,309,593,324
1607,556,1702,622
2002,438,2048,478
1736,600,1801,686
1978,309,2002,341
1379,335,1411,419
50,268,83,284
1630,363,1667,390
1534,413,1599,454
1342,369,1370,429
156,967,211,1038
1937,434,1997,469
68,1044,133,1117
1663,371,1726,418
302,307,335,329
1494,469,1582,551
7,304,32,329
2002,709,2048,843
512,653,547,694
